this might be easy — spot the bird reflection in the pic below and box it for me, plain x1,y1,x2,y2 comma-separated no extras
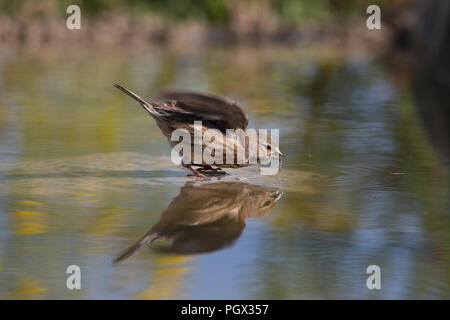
114,181,282,263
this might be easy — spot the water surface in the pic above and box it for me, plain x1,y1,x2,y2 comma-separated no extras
0,46,448,299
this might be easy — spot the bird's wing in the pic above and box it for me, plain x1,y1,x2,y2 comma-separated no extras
156,91,248,132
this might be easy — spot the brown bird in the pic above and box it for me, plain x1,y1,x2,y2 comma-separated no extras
113,181,282,263
114,84,283,178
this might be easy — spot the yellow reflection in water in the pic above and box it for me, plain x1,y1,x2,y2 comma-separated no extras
13,210,48,235
14,200,42,206
6,277,47,299
14,210,43,217
133,256,192,300
84,207,133,237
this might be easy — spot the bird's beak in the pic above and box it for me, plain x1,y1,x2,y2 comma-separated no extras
271,190,283,201
113,83,154,114
270,150,284,161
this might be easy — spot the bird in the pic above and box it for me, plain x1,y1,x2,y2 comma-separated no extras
113,181,282,263
113,84,283,178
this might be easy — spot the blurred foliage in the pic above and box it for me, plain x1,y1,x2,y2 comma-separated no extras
0,0,402,23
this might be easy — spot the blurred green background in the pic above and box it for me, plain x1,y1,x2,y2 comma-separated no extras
0,0,407,23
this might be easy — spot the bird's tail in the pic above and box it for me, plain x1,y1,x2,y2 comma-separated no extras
113,231,159,264
113,83,158,115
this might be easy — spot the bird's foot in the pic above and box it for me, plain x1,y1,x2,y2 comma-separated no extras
197,165,223,172
186,166,229,179
186,166,210,180
197,166,228,177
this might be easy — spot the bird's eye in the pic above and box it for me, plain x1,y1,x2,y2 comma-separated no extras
267,146,271,150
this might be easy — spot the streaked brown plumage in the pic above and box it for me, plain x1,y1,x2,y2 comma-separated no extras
114,84,283,178
113,181,282,263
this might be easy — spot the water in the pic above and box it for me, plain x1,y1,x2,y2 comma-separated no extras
0,46,448,299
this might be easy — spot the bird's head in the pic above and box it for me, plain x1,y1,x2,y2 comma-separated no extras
256,131,284,161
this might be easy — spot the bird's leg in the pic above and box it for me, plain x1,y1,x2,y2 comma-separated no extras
186,165,209,178
197,165,222,172
196,165,228,177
